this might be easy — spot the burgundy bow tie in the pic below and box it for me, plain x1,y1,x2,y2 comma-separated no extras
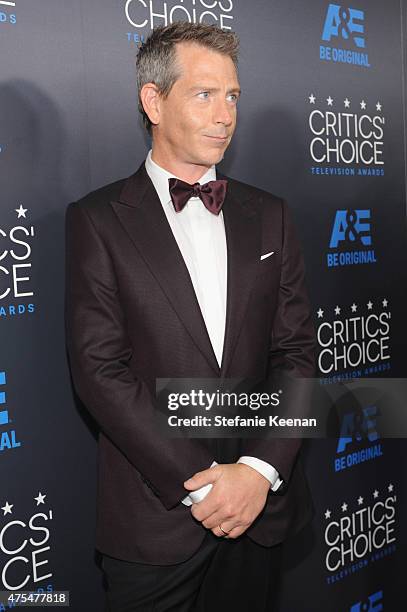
168,177,228,215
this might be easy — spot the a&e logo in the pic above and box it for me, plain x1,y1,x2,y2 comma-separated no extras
335,405,383,473
0,370,21,455
327,209,376,267
320,4,370,67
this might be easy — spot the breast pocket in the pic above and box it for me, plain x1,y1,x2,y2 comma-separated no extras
249,253,280,322
255,250,278,281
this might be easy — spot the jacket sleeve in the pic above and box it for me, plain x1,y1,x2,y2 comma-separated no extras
64,201,214,510
239,198,316,489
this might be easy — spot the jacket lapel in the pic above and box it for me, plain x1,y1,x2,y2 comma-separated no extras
110,162,260,378
218,171,260,377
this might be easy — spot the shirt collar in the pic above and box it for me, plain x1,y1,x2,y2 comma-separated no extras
145,148,217,208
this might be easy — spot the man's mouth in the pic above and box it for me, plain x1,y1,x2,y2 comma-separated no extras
204,135,228,141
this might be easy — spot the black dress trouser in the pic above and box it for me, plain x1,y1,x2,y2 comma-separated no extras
101,530,283,612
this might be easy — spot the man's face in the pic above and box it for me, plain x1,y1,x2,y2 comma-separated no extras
154,42,240,169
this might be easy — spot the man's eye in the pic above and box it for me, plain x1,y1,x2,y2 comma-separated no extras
198,91,210,99
227,94,239,103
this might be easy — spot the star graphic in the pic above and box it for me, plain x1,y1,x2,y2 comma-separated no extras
367,301,373,310
351,303,357,313
344,98,351,108
373,489,379,499
341,502,348,512
34,492,46,506
1,502,13,515
360,100,367,110
334,305,341,316
382,298,388,308
309,94,316,104
325,509,331,519
327,96,334,106
376,101,382,111
15,205,28,218
388,483,394,493
357,496,364,505
317,308,324,319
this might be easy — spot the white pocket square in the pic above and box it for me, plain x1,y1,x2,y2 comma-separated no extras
260,251,275,261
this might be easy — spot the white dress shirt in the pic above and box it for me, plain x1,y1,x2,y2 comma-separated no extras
144,149,283,505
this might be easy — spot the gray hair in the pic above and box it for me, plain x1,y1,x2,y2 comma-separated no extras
135,21,240,135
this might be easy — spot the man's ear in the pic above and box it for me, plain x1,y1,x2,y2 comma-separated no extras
140,83,161,128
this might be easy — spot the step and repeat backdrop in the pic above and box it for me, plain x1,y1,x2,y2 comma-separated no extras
1,1,406,610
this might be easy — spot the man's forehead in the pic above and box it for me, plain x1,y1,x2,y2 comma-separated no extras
174,41,238,81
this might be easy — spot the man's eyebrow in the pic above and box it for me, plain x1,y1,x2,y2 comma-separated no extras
187,85,242,94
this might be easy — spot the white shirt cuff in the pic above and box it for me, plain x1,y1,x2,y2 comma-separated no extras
237,456,283,491
181,460,218,506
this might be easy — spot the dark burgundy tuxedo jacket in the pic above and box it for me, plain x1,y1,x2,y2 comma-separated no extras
65,160,316,564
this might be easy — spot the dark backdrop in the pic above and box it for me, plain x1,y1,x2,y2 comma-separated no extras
0,1,406,609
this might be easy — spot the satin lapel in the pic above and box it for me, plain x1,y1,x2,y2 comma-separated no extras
110,162,221,375
218,177,260,377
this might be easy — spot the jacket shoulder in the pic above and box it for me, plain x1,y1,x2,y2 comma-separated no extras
72,176,128,212
225,174,285,213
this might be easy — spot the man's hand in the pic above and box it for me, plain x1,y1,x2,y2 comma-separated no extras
183,463,270,539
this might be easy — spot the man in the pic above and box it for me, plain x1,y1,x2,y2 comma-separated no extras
65,21,316,612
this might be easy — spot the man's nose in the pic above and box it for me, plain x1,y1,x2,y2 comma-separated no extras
213,98,234,126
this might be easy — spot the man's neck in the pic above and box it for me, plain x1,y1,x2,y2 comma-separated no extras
151,145,212,184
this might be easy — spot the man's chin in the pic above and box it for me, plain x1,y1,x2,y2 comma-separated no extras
199,149,227,167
